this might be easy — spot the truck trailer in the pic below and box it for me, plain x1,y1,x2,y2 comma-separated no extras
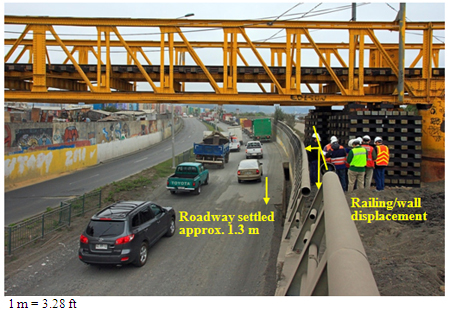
253,118,272,142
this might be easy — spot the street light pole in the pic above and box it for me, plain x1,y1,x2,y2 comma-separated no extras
172,104,175,169
171,13,194,169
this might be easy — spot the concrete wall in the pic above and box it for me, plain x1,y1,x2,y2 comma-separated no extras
4,117,180,188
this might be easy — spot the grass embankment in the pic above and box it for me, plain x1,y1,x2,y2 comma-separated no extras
104,151,195,202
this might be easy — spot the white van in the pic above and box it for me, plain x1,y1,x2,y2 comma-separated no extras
229,136,241,152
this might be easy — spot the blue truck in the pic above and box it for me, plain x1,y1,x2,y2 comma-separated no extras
193,131,230,168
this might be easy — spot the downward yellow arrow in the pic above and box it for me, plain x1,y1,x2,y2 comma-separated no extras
263,177,270,204
305,126,328,190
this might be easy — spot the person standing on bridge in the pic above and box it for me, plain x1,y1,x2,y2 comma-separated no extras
307,133,321,184
346,138,367,192
361,135,377,189
323,136,337,163
373,137,390,191
325,137,348,191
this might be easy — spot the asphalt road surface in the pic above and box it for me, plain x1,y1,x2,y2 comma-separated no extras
4,118,205,225
5,128,288,296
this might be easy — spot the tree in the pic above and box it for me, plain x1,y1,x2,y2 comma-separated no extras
274,106,284,122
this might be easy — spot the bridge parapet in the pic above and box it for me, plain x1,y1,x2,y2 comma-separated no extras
274,121,379,296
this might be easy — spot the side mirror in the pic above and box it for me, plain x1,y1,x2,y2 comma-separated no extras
260,162,263,165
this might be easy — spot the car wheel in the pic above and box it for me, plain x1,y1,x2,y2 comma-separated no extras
165,217,176,237
170,190,176,195
258,177,262,182
194,184,201,195
238,179,242,183
134,242,148,267
204,174,209,185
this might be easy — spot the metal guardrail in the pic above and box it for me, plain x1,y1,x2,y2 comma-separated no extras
175,148,195,165
4,190,101,256
274,121,379,296
4,147,194,256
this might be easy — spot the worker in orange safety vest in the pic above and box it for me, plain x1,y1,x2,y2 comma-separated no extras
373,136,390,191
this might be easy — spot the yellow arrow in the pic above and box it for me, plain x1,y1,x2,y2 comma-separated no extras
316,149,322,189
312,126,328,189
263,177,270,204
313,126,328,171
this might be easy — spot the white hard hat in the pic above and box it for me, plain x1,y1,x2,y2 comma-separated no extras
374,136,383,143
363,135,371,141
312,133,321,141
330,136,338,143
348,139,354,148
353,139,361,146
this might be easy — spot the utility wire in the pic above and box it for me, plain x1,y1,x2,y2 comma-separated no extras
266,2,304,26
262,3,322,42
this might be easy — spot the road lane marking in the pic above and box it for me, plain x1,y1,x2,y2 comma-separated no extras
134,157,148,163
69,174,99,185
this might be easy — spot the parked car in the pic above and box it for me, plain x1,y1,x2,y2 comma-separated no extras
79,201,175,267
237,159,263,183
246,141,263,159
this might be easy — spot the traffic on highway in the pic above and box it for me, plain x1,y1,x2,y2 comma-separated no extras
5,117,289,296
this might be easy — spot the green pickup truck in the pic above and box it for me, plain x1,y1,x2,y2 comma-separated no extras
166,162,209,195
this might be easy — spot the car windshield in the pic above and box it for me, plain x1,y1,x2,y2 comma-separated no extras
239,160,258,169
86,220,125,237
247,143,260,148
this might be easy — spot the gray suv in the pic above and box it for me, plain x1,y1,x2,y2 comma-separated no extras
79,201,175,267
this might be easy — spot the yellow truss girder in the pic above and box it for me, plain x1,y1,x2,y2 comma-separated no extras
4,15,445,105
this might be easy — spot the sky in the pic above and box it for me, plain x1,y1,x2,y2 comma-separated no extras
1,1,448,307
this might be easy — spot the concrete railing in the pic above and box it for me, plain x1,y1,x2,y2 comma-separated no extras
274,121,379,296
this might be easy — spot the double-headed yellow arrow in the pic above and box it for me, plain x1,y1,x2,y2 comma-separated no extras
305,126,328,189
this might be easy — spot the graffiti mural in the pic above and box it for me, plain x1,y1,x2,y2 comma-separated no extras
5,125,11,147
140,123,148,135
101,122,130,143
15,128,53,149
52,128,64,144
88,132,97,145
64,126,79,142
149,120,157,133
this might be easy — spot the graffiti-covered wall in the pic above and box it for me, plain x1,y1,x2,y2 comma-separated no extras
5,145,98,183
4,118,180,188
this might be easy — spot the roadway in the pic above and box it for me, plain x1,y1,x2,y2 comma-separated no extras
5,120,288,296
4,118,206,225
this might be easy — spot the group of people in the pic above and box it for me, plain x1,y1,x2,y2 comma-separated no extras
307,133,390,192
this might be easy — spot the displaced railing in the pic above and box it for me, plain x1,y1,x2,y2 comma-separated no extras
274,122,379,296
4,190,101,255
274,120,310,198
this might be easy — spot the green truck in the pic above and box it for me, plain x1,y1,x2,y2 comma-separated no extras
166,162,209,195
253,118,272,142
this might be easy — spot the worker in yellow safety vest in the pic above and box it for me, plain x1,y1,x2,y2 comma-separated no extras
346,138,367,192
373,136,390,191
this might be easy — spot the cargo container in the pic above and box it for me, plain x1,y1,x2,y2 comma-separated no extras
253,118,272,142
